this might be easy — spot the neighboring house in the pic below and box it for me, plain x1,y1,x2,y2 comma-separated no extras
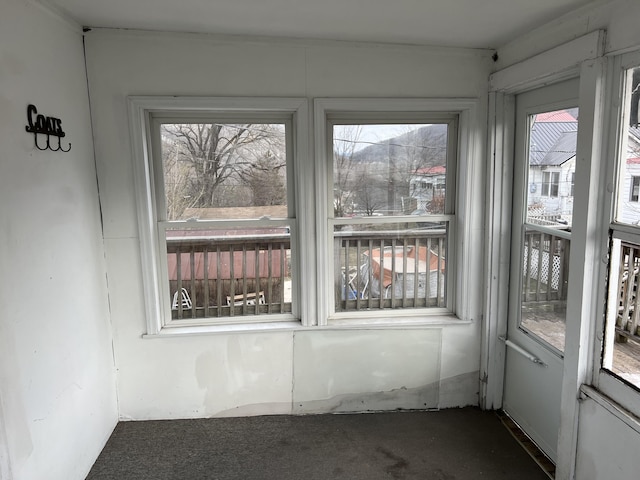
527,109,578,225
618,126,640,225
409,165,446,212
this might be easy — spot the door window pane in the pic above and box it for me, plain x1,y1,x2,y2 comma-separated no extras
521,108,578,353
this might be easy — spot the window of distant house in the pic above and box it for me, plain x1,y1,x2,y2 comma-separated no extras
542,171,560,197
129,98,308,332
602,63,640,393
630,176,640,202
324,110,457,316
570,172,575,197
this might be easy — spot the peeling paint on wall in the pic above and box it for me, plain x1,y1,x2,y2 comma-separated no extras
294,382,439,414
438,371,480,409
293,329,442,414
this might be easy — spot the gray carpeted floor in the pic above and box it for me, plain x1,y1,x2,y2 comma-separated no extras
86,408,549,480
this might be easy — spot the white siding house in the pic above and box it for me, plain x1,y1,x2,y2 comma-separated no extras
527,110,577,226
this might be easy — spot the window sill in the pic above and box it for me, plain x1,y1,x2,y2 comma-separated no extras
327,310,470,328
580,384,640,435
143,313,472,338
143,320,304,338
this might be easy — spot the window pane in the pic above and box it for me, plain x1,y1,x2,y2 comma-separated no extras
605,241,640,388
333,124,448,217
333,222,447,311
521,108,577,354
615,67,640,225
526,109,578,227
520,227,571,353
165,226,292,319
160,123,287,221
603,242,640,387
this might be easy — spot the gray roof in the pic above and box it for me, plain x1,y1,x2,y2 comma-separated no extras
540,130,577,166
529,121,577,166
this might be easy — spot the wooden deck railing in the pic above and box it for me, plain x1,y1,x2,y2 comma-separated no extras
166,234,291,320
615,243,640,344
334,229,447,311
522,229,571,304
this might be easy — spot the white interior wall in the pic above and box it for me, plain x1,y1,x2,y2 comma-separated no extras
0,1,117,479
84,29,491,420
575,395,640,479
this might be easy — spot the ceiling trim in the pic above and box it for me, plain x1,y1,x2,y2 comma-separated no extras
29,0,82,33
490,30,606,94
82,26,495,57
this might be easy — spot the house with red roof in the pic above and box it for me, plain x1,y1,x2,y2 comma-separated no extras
409,165,446,212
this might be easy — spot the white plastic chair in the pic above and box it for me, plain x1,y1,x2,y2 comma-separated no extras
172,288,192,309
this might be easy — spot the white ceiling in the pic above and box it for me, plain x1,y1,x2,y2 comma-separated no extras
45,0,601,49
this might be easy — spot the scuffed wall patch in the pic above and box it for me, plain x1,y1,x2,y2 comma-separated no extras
293,382,439,415
292,329,442,414
438,371,479,409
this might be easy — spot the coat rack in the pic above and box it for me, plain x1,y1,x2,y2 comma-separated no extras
25,104,71,152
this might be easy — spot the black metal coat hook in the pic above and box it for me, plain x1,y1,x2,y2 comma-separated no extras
25,104,71,152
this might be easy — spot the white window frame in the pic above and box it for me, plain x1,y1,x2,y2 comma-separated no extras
128,97,313,335
314,98,483,326
594,50,640,419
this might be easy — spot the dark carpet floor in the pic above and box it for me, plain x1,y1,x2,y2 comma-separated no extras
86,407,549,480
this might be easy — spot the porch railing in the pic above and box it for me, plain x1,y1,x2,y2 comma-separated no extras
615,243,640,343
522,229,571,303
334,229,447,311
166,234,291,320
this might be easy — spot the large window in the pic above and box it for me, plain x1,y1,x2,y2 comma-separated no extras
602,63,640,394
313,98,480,323
129,98,309,332
328,119,456,314
155,120,293,322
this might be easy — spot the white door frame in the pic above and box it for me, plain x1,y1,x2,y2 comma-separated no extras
482,30,606,480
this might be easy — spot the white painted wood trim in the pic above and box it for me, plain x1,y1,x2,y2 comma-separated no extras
481,91,514,409
580,384,640,436
556,57,609,480
128,98,164,335
490,30,606,94
313,100,330,326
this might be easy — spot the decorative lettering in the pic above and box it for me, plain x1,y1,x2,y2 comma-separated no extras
25,104,70,152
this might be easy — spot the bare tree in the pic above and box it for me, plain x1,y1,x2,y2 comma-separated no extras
161,123,285,219
333,125,362,217
162,137,192,220
241,151,287,206
353,166,385,215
